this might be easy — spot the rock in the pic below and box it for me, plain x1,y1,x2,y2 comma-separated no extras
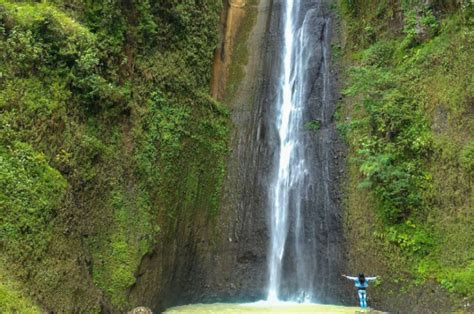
128,0,348,310
128,306,153,314
229,0,246,8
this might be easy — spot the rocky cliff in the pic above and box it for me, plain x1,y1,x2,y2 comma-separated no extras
0,1,227,312
336,0,473,312
130,0,348,311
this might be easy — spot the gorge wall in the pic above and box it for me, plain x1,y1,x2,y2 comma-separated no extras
1,1,228,312
129,0,273,309
1,0,472,313
336,0,473,312
130,0,349,311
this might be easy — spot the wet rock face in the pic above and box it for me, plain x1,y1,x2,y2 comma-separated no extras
128,0,348,311
205,0,348,305
258,0,347,303
201,0,278,302
127,0,274,310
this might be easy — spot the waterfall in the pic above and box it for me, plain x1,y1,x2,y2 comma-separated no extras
267,0,331,302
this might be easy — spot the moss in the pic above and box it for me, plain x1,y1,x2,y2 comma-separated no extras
0,1,93,38
0,141,67,267
0,263,41,314
304,120,322,131
87,187,156,310
1,0,229,311
338,0,474,304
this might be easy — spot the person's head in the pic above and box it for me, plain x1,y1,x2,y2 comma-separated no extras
358,273,365,283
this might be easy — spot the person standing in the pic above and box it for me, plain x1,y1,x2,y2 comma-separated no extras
342,273,378,309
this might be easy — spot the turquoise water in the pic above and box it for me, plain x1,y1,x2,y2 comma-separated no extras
164,301,365,314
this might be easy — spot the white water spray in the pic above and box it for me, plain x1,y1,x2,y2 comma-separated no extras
267,0,333,301
267,0,308,302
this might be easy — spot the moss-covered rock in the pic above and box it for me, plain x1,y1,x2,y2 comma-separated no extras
337,0,473,311
0,0,228,311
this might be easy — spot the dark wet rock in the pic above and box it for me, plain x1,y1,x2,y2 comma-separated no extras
128,0,348,312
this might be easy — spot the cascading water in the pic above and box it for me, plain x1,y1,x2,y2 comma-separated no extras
132,0,347,310
267,0,301,302
267,0,334,303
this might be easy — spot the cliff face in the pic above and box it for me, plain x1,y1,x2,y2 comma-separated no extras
129,0,272,309
336,0,473,312
0,1,228,312
130,0,348,311
128,1,472,313
5,0,470,312
4,0,346,312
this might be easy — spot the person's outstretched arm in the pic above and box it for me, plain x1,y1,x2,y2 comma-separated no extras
342,274,358,280
366,276,379,281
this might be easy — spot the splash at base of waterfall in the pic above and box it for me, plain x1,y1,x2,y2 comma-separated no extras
164,302,371,313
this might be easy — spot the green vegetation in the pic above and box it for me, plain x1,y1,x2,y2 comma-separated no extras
0,0,228,311
304,120,322,131
0,263,42,313
337,0,473,307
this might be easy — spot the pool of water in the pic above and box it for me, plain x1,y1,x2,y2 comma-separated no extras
164,301,364,313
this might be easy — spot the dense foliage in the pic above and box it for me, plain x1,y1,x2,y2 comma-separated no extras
338,0,473,306
0,0,228,311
